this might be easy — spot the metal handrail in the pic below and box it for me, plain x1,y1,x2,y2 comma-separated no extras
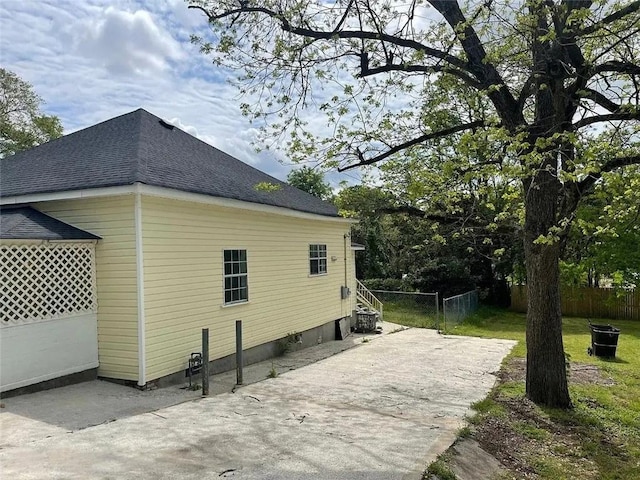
356,279,384,320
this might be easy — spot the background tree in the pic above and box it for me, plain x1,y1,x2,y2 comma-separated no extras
335,185,395,279
286,166,334,201
189,1,640,408
376,93,523,304
0,68,63,157
562,165,640,288
335,179,520,305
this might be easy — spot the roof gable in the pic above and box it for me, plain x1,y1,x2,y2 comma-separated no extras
0,109,339,218
0,207,100,240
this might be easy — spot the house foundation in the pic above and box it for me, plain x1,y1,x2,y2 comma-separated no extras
144,316,348,389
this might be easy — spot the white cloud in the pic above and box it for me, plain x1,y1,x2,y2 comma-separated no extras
75,6,184,75
162,0,206,30
0,0,363,185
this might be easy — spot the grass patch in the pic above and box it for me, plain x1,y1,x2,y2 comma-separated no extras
498,380,526,398
457,425,473,439
467,311,640,479
471,397,507,417
267,361,278,378
396,303,640,480
383,300,439,329
529,456,568,479
512,420,551,441
424,453,457,480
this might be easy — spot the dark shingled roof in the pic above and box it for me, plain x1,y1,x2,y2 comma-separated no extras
0,206,100,240
0,109,339,217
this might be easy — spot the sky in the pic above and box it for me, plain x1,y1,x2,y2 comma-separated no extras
0,0,364,186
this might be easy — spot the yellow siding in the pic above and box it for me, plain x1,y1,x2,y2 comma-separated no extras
37,196,138,380
141,195,352,381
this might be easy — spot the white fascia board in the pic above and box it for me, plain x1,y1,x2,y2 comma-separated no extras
0,239,98,245
1,183,358,224
0,185,136,205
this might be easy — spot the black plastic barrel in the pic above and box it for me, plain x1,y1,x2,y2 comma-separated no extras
589,324,620,358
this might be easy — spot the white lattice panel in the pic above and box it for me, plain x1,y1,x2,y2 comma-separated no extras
1,243,97,326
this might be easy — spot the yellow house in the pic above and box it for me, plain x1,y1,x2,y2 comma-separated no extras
0,109,363,392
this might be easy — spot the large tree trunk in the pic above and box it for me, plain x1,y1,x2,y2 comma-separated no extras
521,2,572,409
523,170,572,408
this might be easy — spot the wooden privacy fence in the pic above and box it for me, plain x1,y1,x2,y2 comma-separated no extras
510,285,639,321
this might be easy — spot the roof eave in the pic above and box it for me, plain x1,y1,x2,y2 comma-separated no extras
1,183,358,224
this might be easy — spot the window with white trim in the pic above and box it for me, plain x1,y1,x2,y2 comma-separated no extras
309,244,327,275
223,249,248,304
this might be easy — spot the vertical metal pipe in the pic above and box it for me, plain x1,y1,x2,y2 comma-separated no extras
236,320,243,385
134,189,146,387
202,328,209,396
443,297,448,332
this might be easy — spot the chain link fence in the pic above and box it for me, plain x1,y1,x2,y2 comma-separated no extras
361,288,479,331
443,290,479,329
369,290,439,328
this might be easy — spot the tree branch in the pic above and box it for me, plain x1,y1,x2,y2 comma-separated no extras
376,205,427,217
376,205,500,228
361,63,482,89
332,0,355,33
561,154,640,223
566,61,640,114
573,111,640,129
570,61,640,99
577,0,640,37
189,4,468,70
558,0,591,69
338,120,485,171
579,88,625,113
594,60,640,76
601,155,640,175
578,154,640,196
427,0,523,129
517,74,536,110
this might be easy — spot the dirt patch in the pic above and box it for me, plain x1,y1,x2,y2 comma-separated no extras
472,397,604,479
498,357,614,386
473,397,546,479
474,417,537,478
429,356,620,479
463,357,616,479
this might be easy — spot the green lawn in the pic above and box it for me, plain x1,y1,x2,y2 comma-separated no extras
387,303,640,479
383,300,440,329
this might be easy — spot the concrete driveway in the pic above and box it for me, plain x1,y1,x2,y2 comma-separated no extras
0,328,515,480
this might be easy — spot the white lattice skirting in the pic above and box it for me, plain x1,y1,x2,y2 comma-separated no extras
1,243,98,326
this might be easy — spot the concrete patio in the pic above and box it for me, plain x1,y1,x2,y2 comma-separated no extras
0,326,515,479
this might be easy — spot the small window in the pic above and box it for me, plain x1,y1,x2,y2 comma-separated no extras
223,249,248,304
309,244,327,275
